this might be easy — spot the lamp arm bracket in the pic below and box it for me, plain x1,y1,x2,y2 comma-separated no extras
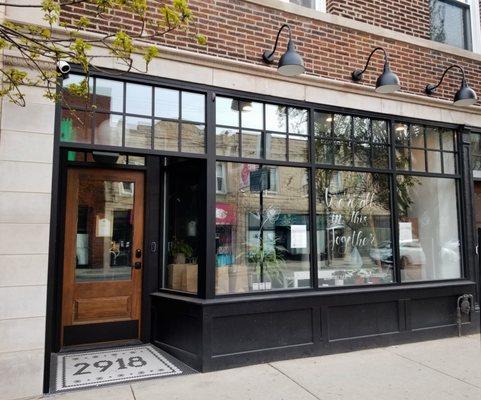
262,23,292,64
351,47,389,82
425,64,466,95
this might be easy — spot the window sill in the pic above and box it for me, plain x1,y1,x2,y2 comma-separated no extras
151,279,476,304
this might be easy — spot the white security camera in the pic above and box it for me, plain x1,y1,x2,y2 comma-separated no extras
56,60,71,75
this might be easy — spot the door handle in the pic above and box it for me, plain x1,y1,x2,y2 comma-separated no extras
133,261,142,270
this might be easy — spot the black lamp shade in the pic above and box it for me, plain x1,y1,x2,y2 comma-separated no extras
375,64,401,94
277,40,305,77
454,80,477,106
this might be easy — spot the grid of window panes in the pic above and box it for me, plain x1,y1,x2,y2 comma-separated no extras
60,74,206,154
215,97,309,162
314,112,390,169
394,122,457,174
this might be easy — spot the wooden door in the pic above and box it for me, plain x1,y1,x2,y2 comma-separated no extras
61,168,144,346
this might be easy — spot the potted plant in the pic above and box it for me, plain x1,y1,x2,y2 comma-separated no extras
244,242,285,290
170,237,193,264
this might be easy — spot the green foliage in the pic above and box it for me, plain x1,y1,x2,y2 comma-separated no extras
170,238,193,258
0,0,207,106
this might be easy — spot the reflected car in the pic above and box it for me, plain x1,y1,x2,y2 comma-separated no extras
369,240,426,267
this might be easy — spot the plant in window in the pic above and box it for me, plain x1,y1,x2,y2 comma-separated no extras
245,238,286,289
170,237,193,264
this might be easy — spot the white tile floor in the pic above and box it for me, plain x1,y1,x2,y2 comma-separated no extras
52,345,193,392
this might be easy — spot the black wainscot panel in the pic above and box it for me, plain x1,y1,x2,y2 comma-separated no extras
150,282,479,372
211,308,313,356
328,301,399,341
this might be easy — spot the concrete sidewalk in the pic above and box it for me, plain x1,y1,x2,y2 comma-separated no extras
46,335,481,400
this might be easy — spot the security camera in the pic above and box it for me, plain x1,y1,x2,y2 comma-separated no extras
56,60,71,75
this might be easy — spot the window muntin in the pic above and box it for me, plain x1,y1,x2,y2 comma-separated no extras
430,0,471,50
316,170,394,286
215,97,309,162
60,75,466,296
60,74,206,154
314,112,390,169
394,123,457,174
396,176,461,281
215,163,311,294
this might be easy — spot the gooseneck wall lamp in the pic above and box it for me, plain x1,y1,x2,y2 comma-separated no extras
425,64,477,106
351,47,401,94
262,24,305,77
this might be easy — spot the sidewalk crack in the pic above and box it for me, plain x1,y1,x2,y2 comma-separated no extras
385,349,481,391
130,384,137,400
268,363,323,400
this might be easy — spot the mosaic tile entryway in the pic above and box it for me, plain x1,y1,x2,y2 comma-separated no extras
52,344,195,392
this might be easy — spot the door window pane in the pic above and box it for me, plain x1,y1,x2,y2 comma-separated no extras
75,178,135,282
397,176,461,281
316,170,394,286
215,163,311,294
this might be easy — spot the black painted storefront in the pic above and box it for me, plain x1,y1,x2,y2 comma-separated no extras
44,68,481,390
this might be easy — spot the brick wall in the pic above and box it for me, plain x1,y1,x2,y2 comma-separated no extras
326,0,431,39
60,0,481,105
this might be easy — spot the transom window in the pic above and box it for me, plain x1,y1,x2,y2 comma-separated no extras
215,97,309,162
60,74,206,154
314,112,390,169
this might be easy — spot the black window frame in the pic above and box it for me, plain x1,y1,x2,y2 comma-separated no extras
430,0,473,51
56,68,470,300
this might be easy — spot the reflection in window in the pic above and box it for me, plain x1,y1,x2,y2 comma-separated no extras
215,97,309,162
61,76,206,154
430,0,471,50
397,176,461,281
394,123,457,174
215,163,311,294
316,170,394,286
75,179,135,282
471,133,481,177
164,159,203,294
314,112,390,168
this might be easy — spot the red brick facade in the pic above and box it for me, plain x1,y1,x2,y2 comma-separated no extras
60,0,481,105
326,0,431,39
